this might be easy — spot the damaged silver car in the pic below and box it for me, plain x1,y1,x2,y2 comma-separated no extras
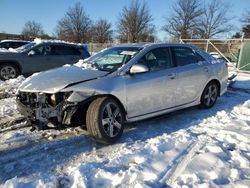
17,43,228,144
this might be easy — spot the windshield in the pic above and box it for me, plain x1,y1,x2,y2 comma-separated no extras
16,42,36,52
81,47,141,72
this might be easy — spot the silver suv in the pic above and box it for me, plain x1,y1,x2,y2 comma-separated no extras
0,40,90,80
17,43,228,144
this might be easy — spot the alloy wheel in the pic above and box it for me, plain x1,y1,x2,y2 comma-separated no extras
0,66,17,80
101,102,122,138
204,84,218,107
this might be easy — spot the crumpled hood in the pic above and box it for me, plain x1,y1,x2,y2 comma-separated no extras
18,65,108,93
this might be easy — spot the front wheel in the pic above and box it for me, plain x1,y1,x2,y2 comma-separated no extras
200,82,219,108
86,97,125,144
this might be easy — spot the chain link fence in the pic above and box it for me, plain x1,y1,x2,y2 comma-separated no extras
87,43,114,55
180,38,250,71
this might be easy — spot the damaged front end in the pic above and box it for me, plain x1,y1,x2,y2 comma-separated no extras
16,91,78,130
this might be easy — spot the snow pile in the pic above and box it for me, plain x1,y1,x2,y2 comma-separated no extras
173,101,250,187
33,38,84,47
75,59,98,71
0,97,21,128
0,48,10,53
0,76,25,99
74,59,85,67
0,77,25,128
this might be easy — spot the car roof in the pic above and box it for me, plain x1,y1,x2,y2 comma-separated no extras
114,42,198,49
39,41,80,46
0,40,29,43
32,38,84,48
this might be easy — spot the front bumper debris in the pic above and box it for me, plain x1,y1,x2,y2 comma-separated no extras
16,92,78,131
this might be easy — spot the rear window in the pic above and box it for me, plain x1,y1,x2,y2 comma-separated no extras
51,45,81,55
172,47,204,66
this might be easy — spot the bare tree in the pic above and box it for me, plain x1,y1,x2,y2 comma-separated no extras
162,0,203,39
197,0,232,38
243,25,250,38
232,32,242,39
22,21,44,39
56,2,92,43
241,9,250,38
241,9,250,24
117,0,155,43
92,19,113,43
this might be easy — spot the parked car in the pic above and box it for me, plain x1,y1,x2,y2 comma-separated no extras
17,43,228,144
0,40,29,49
0,40,90,80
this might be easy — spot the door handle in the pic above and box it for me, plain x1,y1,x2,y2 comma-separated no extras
168,73,176,79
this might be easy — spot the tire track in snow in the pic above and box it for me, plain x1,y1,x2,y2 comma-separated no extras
0,127,87,154
159,135,208,187
0,130,94,183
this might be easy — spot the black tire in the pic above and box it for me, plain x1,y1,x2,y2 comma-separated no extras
200,82,219,109
0,64,20,81
86,97,125,144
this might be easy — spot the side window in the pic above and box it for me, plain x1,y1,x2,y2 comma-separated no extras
1,42,9,49
31,45,51,56
138,47,173,72
51,46,81,55
172,47,203,66
11,42,20,48
11,42,24,49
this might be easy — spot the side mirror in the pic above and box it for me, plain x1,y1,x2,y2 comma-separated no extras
28,50,35,56
130,64,149,74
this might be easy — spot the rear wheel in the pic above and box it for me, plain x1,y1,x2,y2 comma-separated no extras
200,82,219,108
0,64,20,80
86,97,124,144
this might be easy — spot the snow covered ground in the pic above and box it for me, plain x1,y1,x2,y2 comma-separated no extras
0,73,249,187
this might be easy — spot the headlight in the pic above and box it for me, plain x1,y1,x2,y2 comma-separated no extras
50,94,56,105
48,93,63,106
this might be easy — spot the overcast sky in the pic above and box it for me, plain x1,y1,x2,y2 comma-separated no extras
0,0,249,40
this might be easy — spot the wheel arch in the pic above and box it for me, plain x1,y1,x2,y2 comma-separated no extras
91,94,126,115
205,79,221,96
0,60,22,73
70,94,127,125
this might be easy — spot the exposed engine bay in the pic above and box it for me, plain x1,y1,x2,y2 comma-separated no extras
16,91,78,130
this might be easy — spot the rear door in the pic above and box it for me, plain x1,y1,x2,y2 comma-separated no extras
171,46,210,106
125,47,178,118
50,45,82,66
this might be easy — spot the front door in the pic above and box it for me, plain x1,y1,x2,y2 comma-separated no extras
22,44,61,74
125,47,177,118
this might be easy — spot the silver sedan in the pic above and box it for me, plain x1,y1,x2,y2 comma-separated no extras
17,43,228,144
